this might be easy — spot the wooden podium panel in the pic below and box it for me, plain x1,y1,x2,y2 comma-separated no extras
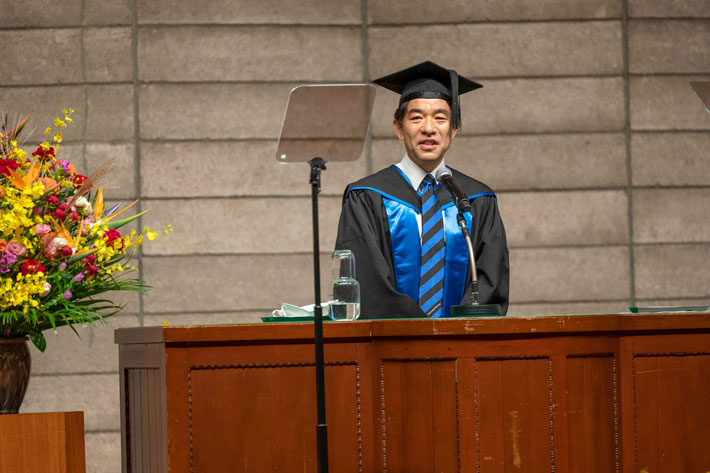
115,313,710,473
0,411,85,473
189,362,360,472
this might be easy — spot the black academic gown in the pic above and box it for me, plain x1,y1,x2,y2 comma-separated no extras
334,165,509,319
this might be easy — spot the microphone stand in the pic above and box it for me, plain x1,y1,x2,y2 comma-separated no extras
450,209,503,317
308,157,329,473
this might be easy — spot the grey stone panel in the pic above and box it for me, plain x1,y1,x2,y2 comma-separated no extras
85,143,137,199
499,190,628,247
628,0,710,18
635,244,710,299
30,315,139,375
368,22,623,78
370,77,626,137
0,86,86,144
96,289,140,315
140,196,342,255
633,188,710,243
138,26,363,82
54,143,85,171
21,374,120,430
372,133,628,191
139,141,366,198
137,0,361,24
84,27,133,82
629,20,710,74
369,0,621,23
138,83,294,139
84,0,132,25
142,254,332,313
85,432,121,473
143,312,266,326
510,246,630,302
507,301,628,316
630,75,710,130
0,29,83,86
0,0,82,27
86,85,135,140
632,132,710,186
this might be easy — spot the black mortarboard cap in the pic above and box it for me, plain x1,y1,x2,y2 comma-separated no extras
372,60,483,130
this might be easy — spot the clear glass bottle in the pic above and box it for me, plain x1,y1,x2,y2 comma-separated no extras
328,250,361,321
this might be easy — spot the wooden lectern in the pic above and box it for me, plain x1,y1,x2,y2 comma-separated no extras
115,313,710,472
0,411,86,473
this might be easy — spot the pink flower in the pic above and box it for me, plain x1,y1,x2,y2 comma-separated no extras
6,242,26,257
73,273,85,282
35,224,51,236
41,282,51,297
81,218,94,236
63,290,72,299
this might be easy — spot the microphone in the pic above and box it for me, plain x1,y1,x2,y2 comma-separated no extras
435,168,471,213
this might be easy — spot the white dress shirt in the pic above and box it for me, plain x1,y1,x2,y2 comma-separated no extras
395,155,447,240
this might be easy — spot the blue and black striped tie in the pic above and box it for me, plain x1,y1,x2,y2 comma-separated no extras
418,174,445,317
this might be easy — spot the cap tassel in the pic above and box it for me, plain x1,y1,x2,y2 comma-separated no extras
449,69,461,130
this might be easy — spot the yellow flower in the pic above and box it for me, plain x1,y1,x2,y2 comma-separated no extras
54,118,66,127
65,116,73,123
53,132,62,143
40,141,50,150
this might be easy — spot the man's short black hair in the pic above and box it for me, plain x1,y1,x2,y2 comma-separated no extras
394,101,409,127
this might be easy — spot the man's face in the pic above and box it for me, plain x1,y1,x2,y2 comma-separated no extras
393,98,457,173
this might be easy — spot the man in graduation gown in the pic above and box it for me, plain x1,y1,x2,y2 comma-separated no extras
335,61,509,319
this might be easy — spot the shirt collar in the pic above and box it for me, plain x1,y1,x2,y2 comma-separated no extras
395,155,447,191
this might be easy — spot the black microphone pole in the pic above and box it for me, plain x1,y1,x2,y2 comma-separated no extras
308,157,329,473
436,168,502,317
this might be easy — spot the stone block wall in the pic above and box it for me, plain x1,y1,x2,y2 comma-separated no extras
1,0,708,471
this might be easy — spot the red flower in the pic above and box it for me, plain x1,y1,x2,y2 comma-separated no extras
104,229,123,250
32,146,55,161
46,195,60,206
74,174,88,186
0,159,20,176
85,264,98,276
60,247,73,257
84,254,96,265
20,259,46,275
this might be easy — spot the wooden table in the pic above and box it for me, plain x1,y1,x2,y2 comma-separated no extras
115,313,710,473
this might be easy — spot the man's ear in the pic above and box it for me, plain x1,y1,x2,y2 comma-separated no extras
450,125,458,140
393,119,404,140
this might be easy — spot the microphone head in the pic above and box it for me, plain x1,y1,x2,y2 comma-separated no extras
435,167,452,181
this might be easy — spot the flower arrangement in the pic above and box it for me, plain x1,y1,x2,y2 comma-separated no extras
0,110,169,351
